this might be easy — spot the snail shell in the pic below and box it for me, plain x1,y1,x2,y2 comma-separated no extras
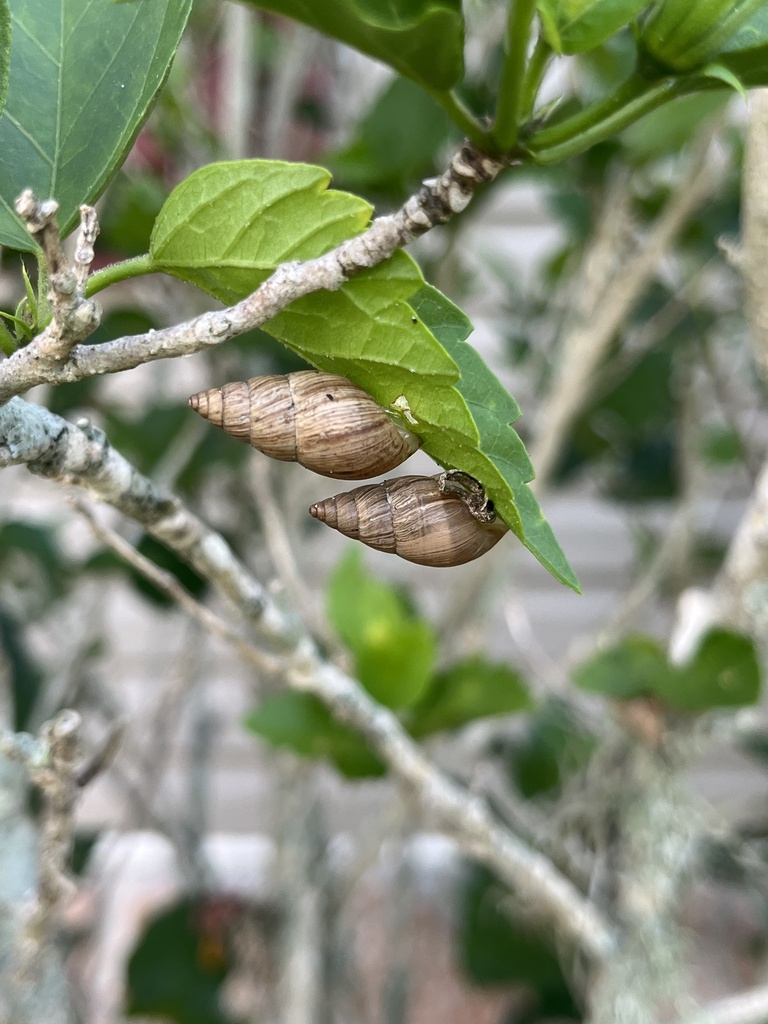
309,475,508,567
188,372,421,479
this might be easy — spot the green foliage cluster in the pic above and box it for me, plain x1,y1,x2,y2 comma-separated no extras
246,550,531,778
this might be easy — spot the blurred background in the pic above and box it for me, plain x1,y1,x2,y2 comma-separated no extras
2,1,768,1021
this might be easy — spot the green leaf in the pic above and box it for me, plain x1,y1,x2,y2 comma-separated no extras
716,7,768,86
126,898,231,1024
574,630,762,712
238,0,464,90
0,0,192,251
327,549,437,708
537,0,648,54
410,285,581,591
657,628,761,712
0,608,43,732
701,61,747,96
620,92,728,161
460,864,579,1012
409,656,531,736
573,635,671,699
245,692,386,778
0,0,10,121
151,160,579,590
507,698,595,797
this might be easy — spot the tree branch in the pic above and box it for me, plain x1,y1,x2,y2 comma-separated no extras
0,144,506,403
0,394,614,963
13,193,100,359
674,984,768,1024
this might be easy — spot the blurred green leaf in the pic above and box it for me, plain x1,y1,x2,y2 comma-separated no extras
238,0,465,90
702,62,747,97
705,6,768,86
573,635,672,699
0,0,192,250
537,0,647,54
99,173,167,257
409,656,530,736
0,607,42,732
657,628,761,711
620,92,728,161
700,426,744,465
506,698,595,797
0,520,71,607
574,630,761,712
245,691,385,778
329,77,457,198
126,898,233,1024
459,863,580,1021
328,550,436,708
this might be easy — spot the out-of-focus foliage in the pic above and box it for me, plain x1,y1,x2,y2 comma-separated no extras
574,629,761,711
246,551,532,777
237,0,466,90
459,865,581,1022
126,897,239,1024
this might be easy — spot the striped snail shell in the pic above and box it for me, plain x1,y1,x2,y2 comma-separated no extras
309,472,508,567
188,371,421,480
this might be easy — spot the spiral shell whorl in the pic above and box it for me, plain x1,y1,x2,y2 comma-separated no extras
310,475,508,567
189,371,420,479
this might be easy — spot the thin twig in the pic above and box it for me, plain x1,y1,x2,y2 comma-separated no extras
72,498,282,676
0,711,83,951
0,144,507,402
249,459,347,660
531,129,724,488
13,194,100,359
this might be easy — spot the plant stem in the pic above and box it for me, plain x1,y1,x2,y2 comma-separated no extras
527,74,684,164
492,0,538,151
86,254,156,297
35,251,51,324
428,87,491,148
520,33,552,122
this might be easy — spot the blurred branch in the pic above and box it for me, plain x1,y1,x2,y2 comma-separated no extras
670,93,768,642
531,129,725,488
0,144,507,402
0,395,614,963
249,459,346,661
275,762,326,1024
0,711,83,1024
587,744,702,1024
710,461,768,630
221,1,256,159
264,22,315,158
741,89,768,382
674,984,768,1024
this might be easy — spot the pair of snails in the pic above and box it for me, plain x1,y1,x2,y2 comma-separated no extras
188,371,508,567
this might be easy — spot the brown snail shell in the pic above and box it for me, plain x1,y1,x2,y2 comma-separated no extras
188,371,421,480
309,474,508,567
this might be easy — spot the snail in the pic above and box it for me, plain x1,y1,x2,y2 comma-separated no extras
188,371,421,479
309,471,508,567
